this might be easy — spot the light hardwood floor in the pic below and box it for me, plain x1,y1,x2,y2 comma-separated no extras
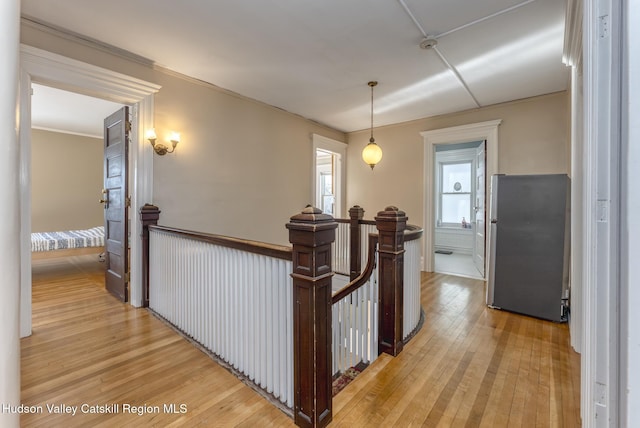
22,254,580,427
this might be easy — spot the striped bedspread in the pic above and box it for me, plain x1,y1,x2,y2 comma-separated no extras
31,226,105,252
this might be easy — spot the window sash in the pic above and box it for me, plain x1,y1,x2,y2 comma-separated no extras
436,157,474,228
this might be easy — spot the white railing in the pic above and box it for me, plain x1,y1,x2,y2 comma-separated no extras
145,215,422,404
360,223,377,268
333,221,350,275
331,253,379,376
332,221,378,277
331,226,422,376
403,236,422,339
148,227,294,408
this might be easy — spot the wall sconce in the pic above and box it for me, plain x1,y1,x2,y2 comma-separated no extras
146,128,180,155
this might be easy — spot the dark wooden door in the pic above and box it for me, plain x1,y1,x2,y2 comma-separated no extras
103,107,129,302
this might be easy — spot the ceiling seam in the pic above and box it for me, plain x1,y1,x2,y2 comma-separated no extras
432,48,481,108
436,0,539,39
396,0,481,108
397,0,428,37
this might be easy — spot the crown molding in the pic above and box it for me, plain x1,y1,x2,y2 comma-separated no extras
563,0,583,67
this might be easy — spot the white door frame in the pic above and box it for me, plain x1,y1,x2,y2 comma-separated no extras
19,45,160,336
421,120,501,273
581,0,622,424
473,141,487,276
312,134,347,217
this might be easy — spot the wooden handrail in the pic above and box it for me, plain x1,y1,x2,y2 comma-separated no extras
405,225,423,241
331,233,378,304
335,218,375,225
331,219,424,304
335,217,422,240
149,225,292,261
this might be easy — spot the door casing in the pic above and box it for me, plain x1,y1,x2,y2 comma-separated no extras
312,134,347,217
473,141,486,276
19,45,160,336
421,120,501,274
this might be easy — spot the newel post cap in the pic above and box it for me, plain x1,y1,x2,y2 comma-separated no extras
287,205,336,225
286,205,338,245
349,205,365,218
140,203,161,220
375,206,407,220
140,203,160,213
375,206,408,231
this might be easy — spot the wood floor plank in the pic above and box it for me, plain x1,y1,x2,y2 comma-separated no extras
332,272,580,428
22,256,581,427
335,277,486,427
22,254,294,428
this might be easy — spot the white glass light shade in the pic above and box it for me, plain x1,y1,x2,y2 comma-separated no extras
362,142,382,169
146,128,157,140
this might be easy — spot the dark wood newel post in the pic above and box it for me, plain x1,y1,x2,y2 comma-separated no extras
287,206,337,428
349,205,365,280
140,203,161,308
376,206,407,357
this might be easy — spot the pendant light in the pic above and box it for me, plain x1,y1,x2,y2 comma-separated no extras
362,81,383,169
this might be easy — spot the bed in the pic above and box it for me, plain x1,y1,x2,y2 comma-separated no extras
31,226,105,255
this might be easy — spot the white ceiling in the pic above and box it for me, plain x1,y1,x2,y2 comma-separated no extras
31,84,124,138
23,0,569,135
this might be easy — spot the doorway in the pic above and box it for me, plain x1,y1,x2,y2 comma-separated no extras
30,83,123,235
30,85,131,304
19,45,160,336
315,149,337,215
420,120,501,277
312,134,347,217
433,141,484,279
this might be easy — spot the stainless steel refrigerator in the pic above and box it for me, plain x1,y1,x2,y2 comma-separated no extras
486,174,570,322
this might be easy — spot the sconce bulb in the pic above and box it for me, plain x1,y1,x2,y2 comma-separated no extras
147,128,181,155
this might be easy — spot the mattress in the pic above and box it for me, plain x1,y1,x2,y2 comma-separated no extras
31,226,105,252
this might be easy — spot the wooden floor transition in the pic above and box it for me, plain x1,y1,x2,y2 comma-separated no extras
22,254,580,427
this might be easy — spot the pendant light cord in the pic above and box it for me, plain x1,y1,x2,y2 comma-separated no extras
369,81,377,143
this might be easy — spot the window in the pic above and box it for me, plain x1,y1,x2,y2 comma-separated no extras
440,161,472,225
319,170,334,215
434,145,479,229
439,162,472,226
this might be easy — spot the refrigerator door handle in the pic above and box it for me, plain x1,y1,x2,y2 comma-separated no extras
486,222,498,307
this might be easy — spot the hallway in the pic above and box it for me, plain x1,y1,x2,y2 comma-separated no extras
435,252,484,280
22,253,580,426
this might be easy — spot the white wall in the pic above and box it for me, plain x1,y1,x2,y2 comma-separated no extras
149,75,346,246
21,22,347,248
434,228,473,255
0,2,22,427
31,129,103,232
345,92,569,226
